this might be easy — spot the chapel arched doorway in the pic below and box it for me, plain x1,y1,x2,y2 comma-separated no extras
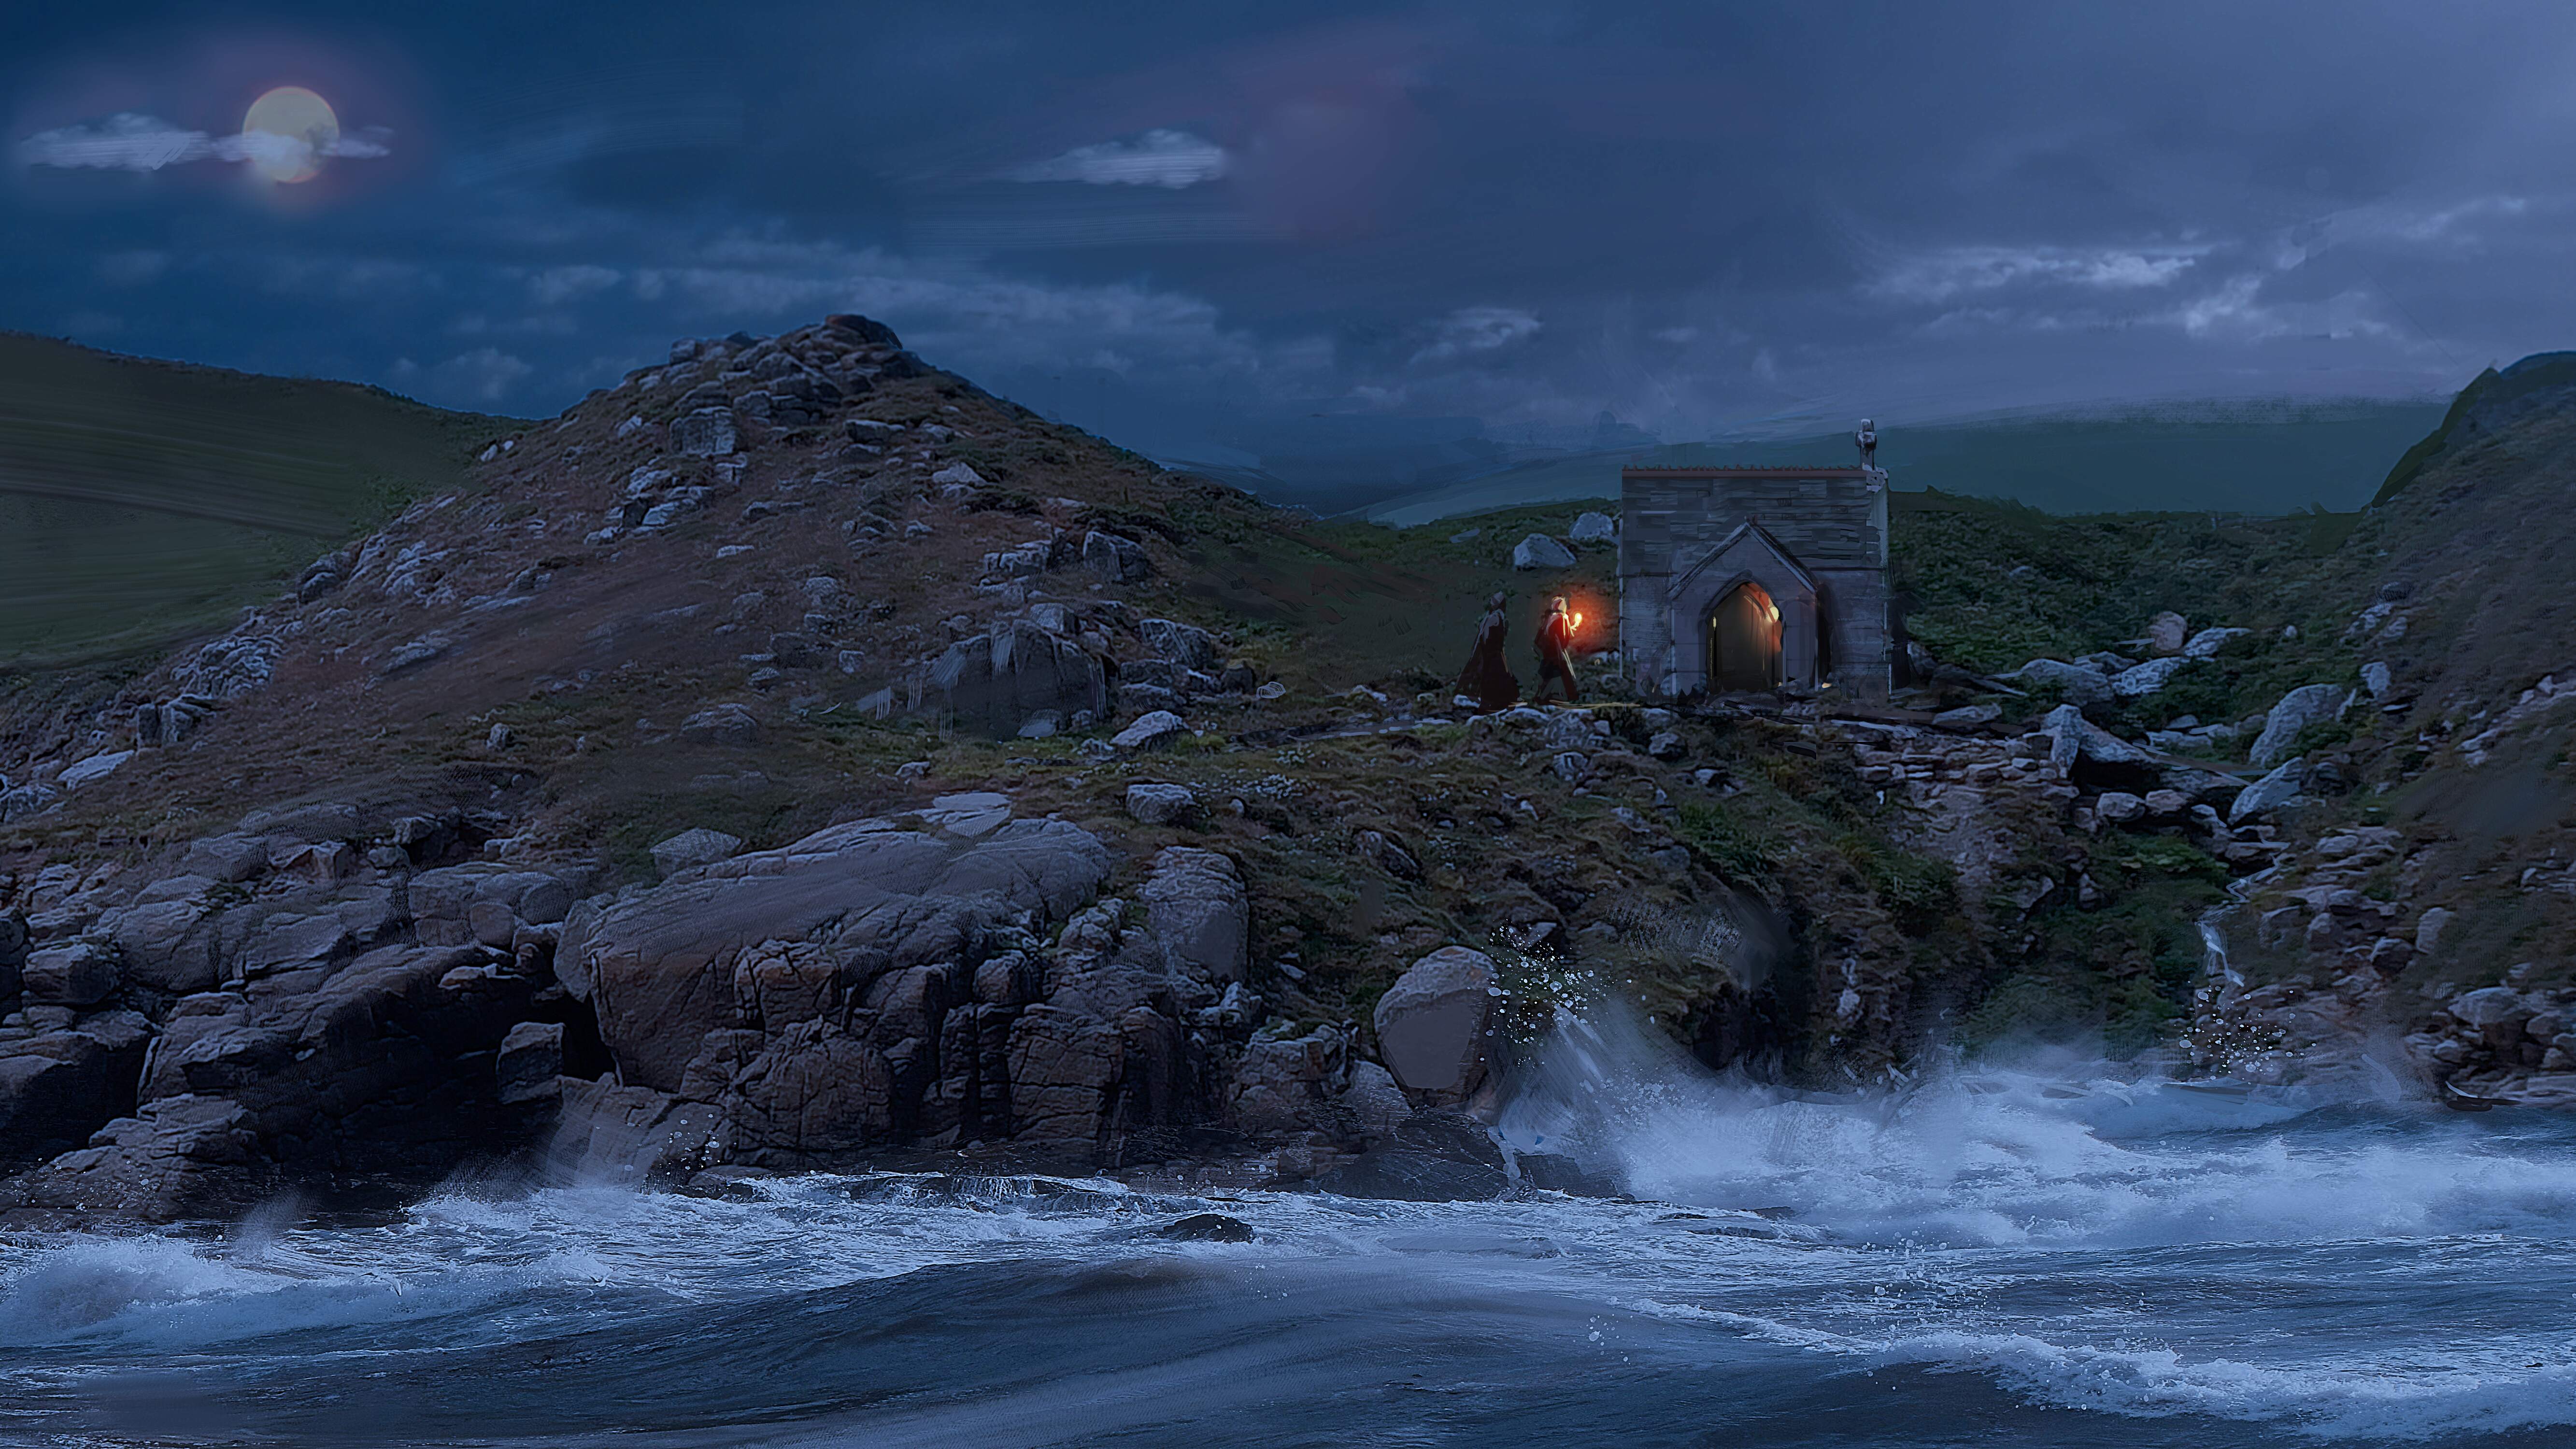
1707,582,1782,692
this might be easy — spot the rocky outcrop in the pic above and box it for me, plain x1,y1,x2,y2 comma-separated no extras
926,623,1109,739
0,801,603,1222
552,810,1142,1164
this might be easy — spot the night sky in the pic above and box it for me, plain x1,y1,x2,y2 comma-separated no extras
6,3,2569,456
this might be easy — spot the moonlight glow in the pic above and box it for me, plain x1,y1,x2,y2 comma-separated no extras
241,85,339,184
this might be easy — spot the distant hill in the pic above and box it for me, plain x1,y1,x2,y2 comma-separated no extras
1359,398,2447,526
0,334,509,664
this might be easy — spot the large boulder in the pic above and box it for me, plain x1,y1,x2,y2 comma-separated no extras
1138,848,1248,982
927,624,1109,739
1372,947,1499,1098
2145,611,2189,655
1569,511,1617,543
2249,684,2351,768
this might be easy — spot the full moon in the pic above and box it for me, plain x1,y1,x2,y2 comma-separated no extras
242,85,339,184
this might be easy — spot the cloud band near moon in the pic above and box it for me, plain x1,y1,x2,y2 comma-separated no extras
16,108,391,177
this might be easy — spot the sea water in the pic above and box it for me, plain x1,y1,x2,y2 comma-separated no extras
5,1010,2575,1447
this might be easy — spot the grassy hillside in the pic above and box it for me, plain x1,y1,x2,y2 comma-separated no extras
1364,399,2444,525
0,334,511,664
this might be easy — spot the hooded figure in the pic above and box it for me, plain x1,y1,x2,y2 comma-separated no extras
1532,595,1580,704
1457,590,1520,710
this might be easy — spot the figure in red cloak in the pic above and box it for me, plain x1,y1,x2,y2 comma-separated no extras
1457,590,1520,710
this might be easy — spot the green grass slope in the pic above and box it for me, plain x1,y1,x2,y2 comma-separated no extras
0,334,511,664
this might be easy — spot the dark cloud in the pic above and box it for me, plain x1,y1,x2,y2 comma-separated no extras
4,1,2573,458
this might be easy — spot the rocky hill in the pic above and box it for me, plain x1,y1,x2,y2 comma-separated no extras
2183,354,2576,1101
0,318,2553,1223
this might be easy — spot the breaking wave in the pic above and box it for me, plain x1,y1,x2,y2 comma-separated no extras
5,1007,2574,1445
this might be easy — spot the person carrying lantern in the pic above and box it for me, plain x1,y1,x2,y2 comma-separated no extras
1532,595,1581,704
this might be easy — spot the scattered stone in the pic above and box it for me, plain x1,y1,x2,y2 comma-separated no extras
1125,783,1196,825
1139,618,1220,672
1569,511,1617,543
2146,611,2189,655
919,792,1012,838
1448,527,1482,544
930,462,985,488
1112,710,1188,750
486,724,514,750
1159,1212,1254,1242
2040,704,2152,774
673,409,738,456
2362,661,2393,700
2112,656,2192,698
2416,907,2455,956
381,635,451,675
679,704,761,746
2014,659,2114,710
1082,531,1151,583
2183,626,2250,659
1355,829,1423,880
57,752,133,791
1253,681,1287,701
1511,534,1577,570
651,828,745,878
1934,703,2002,728
2095,791,2147,824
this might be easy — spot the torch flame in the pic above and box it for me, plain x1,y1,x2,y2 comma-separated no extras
1570,611,1584,631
